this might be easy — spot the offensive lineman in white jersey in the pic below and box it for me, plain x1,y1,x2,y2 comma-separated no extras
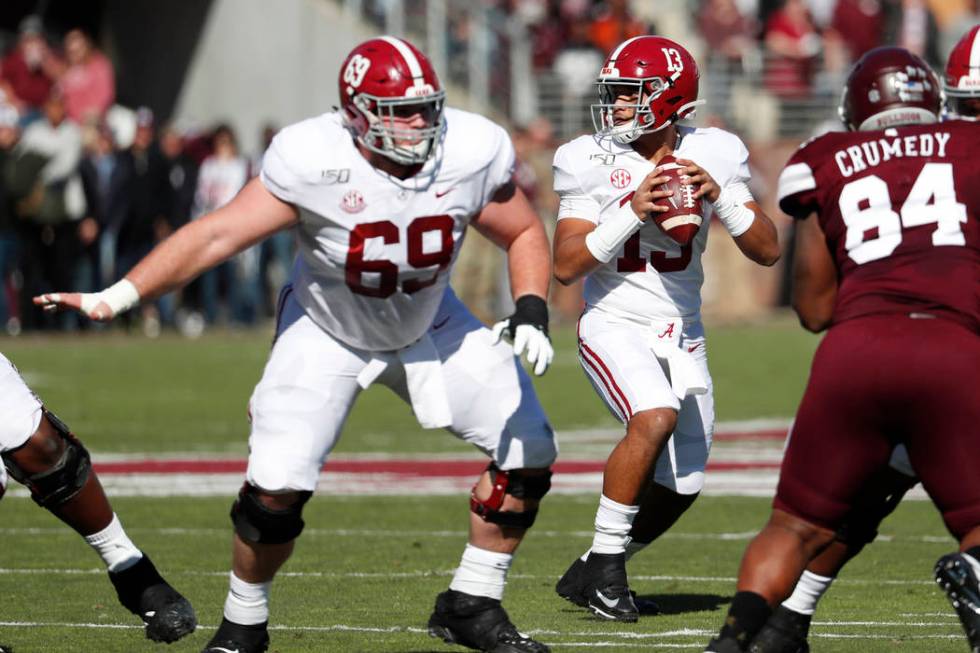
0,352,197,644
37,36,556,653
550,36,780,622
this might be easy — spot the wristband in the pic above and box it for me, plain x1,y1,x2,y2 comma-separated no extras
585,205,644,263
82,279,140,316
713,183,756,237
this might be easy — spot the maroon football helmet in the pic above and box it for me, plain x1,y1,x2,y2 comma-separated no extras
592,36,703,143
839,46,942,131
944,25,980,120
338,36,446,165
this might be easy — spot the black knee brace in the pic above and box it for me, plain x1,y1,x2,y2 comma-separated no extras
231,483,312,545
470,463,552,529
1,410,92,508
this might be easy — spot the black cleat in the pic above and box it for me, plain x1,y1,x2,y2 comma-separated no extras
749,605,810,653
935,552,980,653
555,555,659,616
0,645,12,653
565,552,639,622
705,636,745,653
427,589,550,653
108,554,197,643
201,618,270,653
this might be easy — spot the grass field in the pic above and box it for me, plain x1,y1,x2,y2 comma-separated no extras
0,320,968,652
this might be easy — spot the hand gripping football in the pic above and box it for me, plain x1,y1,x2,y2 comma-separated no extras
652,155,703,246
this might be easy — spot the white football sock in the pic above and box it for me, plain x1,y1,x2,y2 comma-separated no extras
223,572,271,625
591,494,640,555
84,513,143,572
449,544,513,600
782,570,834,615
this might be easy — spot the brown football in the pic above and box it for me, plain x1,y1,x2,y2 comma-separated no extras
651,154,703,246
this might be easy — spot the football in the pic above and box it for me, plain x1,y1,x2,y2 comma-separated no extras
651,154,703,246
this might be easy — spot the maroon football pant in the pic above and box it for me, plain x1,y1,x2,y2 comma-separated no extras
775,314,980,539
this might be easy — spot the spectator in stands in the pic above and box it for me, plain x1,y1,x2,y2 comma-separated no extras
14,91,86,329
588,0,648,56
0,105,22,334
764,0,821,99
885,0,942,65
0,15,59,123
52,28,115,126
79,121,129,300
554,15,606,132
192,124,253,325
824,0,885,70
529,0,569,70
158,124,196,238
699,0,758,65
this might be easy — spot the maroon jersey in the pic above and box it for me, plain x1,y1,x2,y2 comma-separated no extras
777,120,980,332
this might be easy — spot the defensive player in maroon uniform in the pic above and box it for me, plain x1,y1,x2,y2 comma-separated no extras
704,46,980,653
750,26,980,653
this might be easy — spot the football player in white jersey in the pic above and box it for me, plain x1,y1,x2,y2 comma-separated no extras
0,353,197,644
37,36,556,653
550,36,780,622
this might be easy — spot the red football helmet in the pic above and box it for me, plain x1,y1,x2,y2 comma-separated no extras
338,36,446,165
944,24,980,120
591,36,703,144
839,46,941,131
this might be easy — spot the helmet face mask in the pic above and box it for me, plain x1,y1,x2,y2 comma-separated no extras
353,92,445,165
838,46,941,132
591,36,702,144
339,36,446,166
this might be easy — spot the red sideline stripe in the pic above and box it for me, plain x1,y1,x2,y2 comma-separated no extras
713,428,788,441
92,459,780,476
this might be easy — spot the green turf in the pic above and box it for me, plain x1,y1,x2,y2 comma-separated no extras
0,319,819,455
3,320,963,652
0,495,963,652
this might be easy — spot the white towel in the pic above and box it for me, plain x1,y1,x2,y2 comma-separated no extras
648,318,708,400
355,334,453,429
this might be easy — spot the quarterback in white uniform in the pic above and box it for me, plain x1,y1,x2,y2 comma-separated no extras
37,36,556,653
0,352,197,643
551,36,780,622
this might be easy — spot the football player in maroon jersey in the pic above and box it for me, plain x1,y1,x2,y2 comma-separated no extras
705,46,980,653
751,29,980,653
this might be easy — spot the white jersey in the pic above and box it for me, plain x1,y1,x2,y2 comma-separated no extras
260,107,515,351
553,126,750,322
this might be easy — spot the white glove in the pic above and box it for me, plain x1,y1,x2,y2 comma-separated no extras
491,295,554,376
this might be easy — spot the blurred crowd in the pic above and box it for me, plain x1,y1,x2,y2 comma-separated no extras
0,16,293,337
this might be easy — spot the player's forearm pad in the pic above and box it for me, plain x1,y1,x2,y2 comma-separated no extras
585,206,644,264
713,183,756,238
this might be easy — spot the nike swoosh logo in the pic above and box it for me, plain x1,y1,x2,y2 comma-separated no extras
432,316,450,330
435,187,455,198
594,589,621,609
687,343,702,353
209,648,241,653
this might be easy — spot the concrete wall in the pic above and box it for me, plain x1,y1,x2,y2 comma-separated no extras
173,0,375,155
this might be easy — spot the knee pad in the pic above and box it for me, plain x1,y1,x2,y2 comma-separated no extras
231,483,312,545
1,410,91,508
470,463,551,529
835,467,918,547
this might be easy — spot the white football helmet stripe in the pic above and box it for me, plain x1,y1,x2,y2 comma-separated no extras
971,27,980,69
379,35,426,90
608,35,644,62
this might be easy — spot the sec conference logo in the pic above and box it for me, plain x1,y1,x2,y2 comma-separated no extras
610,168,631,189
341,190,365,213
